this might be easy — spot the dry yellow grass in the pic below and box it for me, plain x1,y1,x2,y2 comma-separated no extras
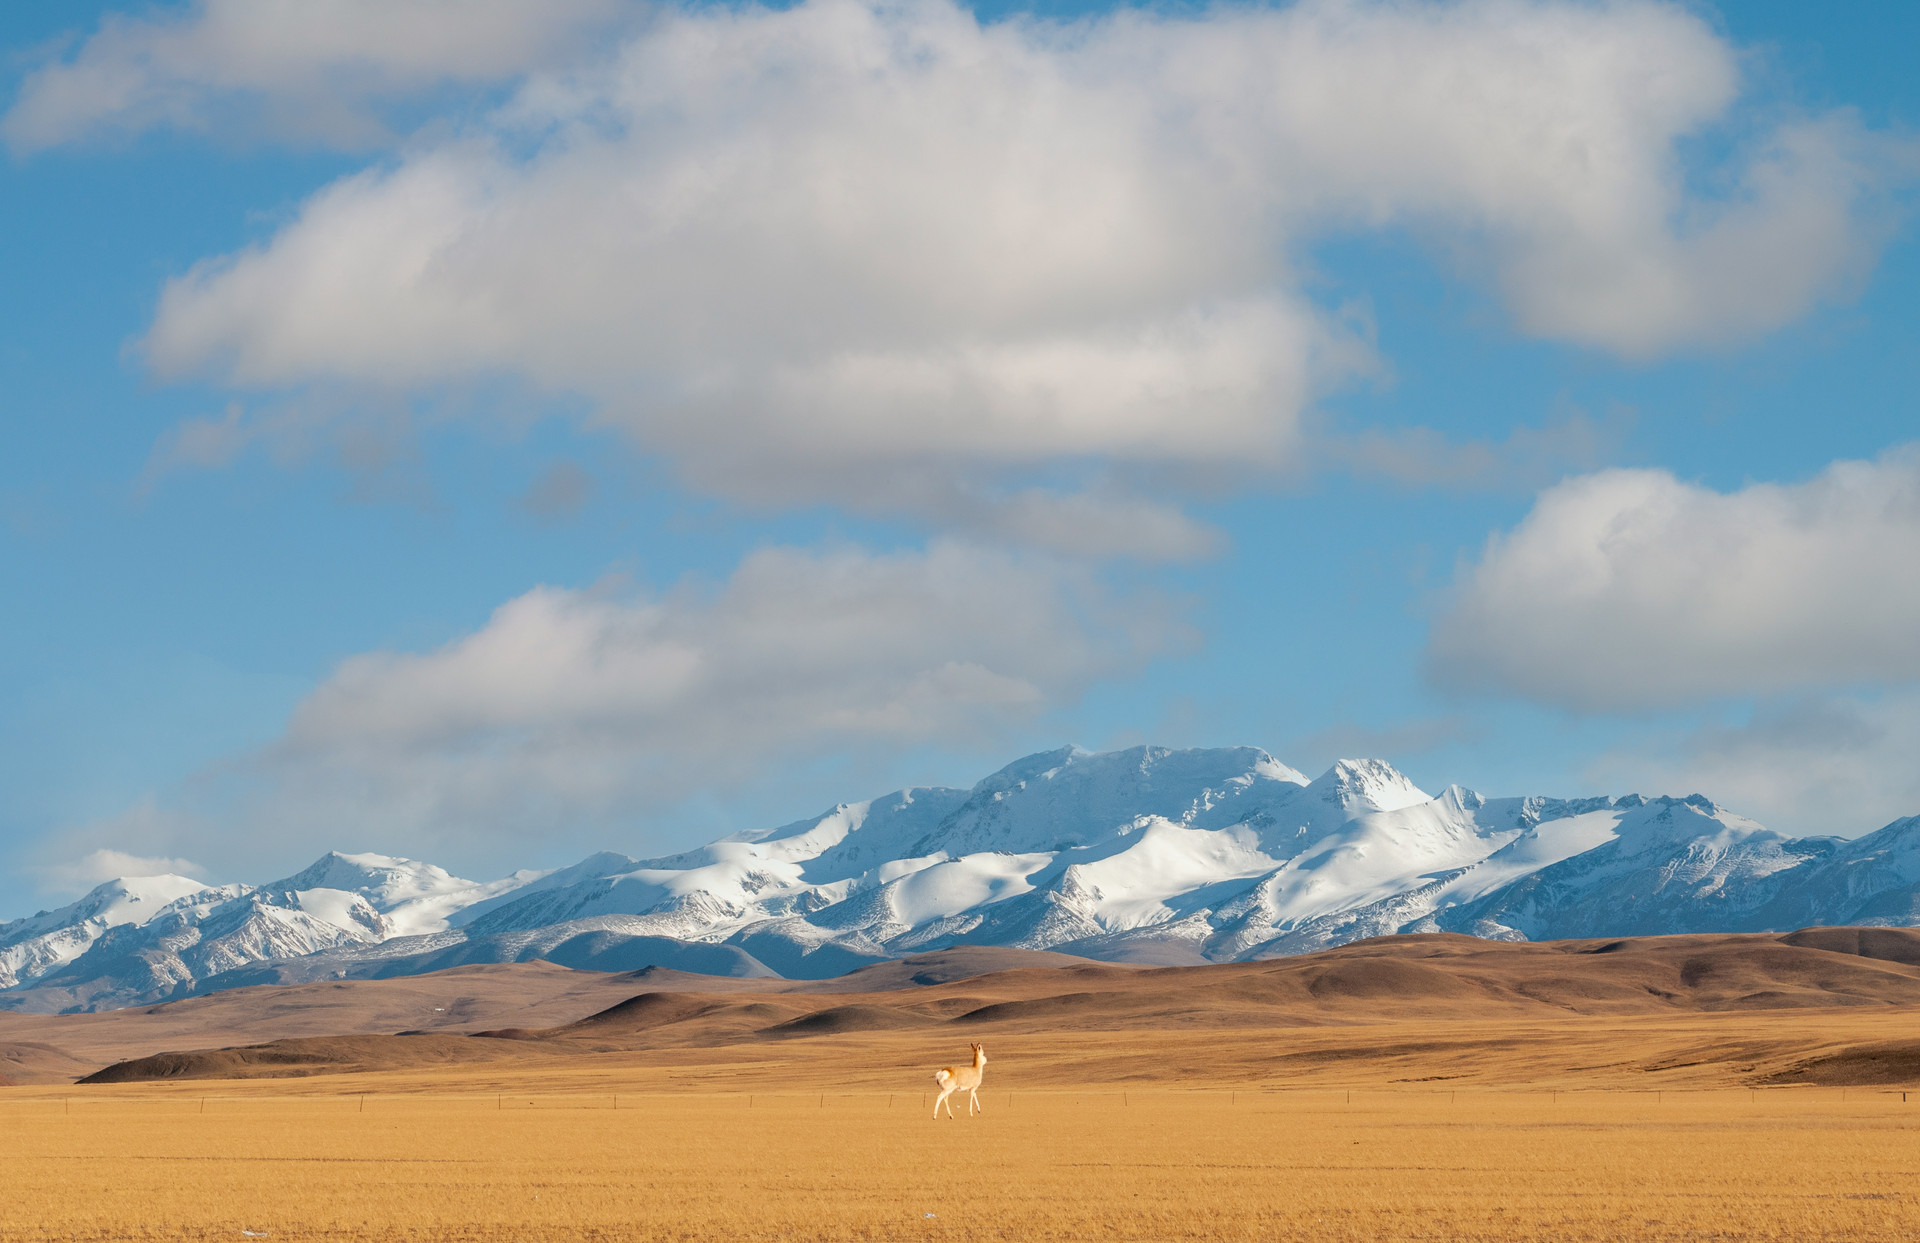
7,1022,1920,1242
14,936,1920,1240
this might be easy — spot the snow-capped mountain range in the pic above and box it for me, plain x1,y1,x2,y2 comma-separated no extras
7,745,1919,1013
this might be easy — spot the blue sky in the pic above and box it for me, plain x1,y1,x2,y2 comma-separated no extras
2,0,1917,919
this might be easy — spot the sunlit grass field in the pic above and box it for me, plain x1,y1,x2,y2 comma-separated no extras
6,1068,1919,1241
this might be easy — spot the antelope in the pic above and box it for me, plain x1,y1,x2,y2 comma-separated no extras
932,1043,988,1119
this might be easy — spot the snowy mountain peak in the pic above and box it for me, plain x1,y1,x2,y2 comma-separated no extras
271,852,466,907
1309,759,1432,816
260,850,536,939
1,874,210,949
0,875,229,993
974,745,1084,793
1611,795,1768,843
1252,752,1312,787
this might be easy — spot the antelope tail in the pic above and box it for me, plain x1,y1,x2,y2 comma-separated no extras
933,1069,952,1086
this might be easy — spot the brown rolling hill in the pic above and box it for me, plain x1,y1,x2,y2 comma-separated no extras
0,960,660,1083
32,928,1920,1090
0,947,1103,1083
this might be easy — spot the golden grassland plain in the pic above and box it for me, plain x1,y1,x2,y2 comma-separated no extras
6,1020,1920,1243
13,934,1920,1240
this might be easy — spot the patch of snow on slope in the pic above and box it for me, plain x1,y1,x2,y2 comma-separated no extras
287,888,387,938
1434,807,1628,905
731,802,872,863
1260,795,1519,926
885,852,1053,927
1067,820,1277,932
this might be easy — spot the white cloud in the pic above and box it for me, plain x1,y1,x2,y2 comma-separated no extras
1591,691,1920,837
840,478,1226,563
28,799,217,898
1429,446,1920,712
234,540,1187,853
127,0,1907,531
3,0,628,151
33,836,211,902
1319,408,1633,493
41,847,207,891
965,488,1223,563
1506,116,1904,356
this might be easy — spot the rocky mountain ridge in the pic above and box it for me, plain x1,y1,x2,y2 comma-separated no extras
6,744,1917,1012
